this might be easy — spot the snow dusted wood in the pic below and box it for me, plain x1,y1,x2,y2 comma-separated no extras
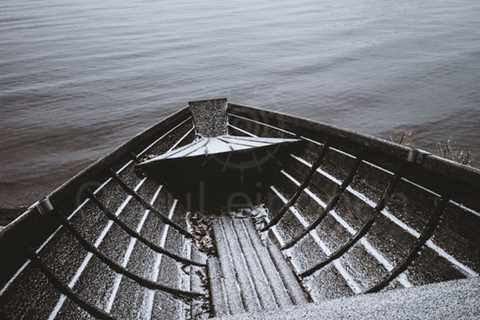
189,98,228,137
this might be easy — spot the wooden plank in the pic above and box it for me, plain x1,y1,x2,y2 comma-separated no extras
212,222,245,315
220,217,262,313
208,258,229,317
266,240,309,305
242,219,294,307
232,219,278,309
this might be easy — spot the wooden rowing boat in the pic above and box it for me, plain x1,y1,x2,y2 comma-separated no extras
1,98,479,319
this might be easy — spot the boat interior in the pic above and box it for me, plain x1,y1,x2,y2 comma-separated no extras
1,98,479,319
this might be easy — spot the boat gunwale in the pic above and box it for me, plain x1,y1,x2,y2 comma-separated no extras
226,102,480,213
227,102,480,177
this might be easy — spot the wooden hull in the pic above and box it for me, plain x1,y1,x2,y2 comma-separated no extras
1,99,479,319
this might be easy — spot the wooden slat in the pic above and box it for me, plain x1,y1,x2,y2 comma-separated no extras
207,258,229,317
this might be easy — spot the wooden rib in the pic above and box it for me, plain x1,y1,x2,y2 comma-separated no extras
1,117,193,298
286,165,410,287
104,184,163,313
374,166,405,212
129,152,140,163
51,209,204,299
273,196,363,294
109,170,193,238
24,245,115,320
227,117,377,292
261,144,328,231
228,118,417,287
89,194,205,267
46,178,147,320
364,197,449,293
292,153,478,278
300,217,375,278
0,164,137,298
229,113,475,286
297,165,405,278
281,157,362,250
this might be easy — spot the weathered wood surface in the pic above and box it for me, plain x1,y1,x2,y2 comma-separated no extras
209,216,308,317
2,99,480,320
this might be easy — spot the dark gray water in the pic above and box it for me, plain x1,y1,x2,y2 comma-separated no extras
1,0,480,207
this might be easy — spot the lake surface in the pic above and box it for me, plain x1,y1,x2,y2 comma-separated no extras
1,0,480,207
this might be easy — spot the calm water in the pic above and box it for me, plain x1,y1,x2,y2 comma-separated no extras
1,0,480,207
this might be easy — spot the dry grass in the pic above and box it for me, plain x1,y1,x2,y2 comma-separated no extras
390,131,414,146
435,140,473,166
390,131,473,166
